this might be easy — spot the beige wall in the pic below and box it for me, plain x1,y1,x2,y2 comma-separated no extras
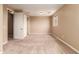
52,4,79,51
30,16,51,34
0,4,3,53
0,4,8,53
3,5,8,44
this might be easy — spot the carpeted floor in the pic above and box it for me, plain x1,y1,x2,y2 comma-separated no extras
3,34,76,54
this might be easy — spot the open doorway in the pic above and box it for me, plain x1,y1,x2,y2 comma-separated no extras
8,11,14,40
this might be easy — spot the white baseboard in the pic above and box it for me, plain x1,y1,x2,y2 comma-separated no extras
29,33,52,35
52,33,79,53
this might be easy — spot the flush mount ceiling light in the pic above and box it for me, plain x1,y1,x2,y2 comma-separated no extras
39,11,47,15
39,11,44,14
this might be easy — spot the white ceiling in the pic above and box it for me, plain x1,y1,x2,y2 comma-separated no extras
7,4,64,16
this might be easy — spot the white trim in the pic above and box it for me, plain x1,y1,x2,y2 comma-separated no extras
27,16,31,35
52,33,79,53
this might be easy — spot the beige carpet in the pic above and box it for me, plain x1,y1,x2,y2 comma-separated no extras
3,34,76,54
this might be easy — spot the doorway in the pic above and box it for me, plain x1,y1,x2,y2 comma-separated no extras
8,11,14,40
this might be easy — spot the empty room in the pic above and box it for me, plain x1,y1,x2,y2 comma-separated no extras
0,4,79,54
